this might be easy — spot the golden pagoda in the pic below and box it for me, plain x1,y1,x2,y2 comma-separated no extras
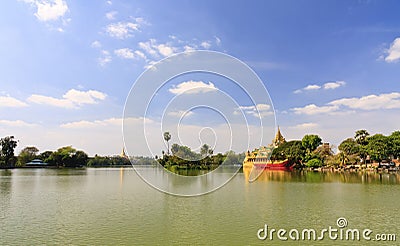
273,126,286,147
120,147,128,159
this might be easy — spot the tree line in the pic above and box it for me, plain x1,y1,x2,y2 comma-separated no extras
2,128,399,169
271,129,400,168
0,136,155,168
157,132,244,171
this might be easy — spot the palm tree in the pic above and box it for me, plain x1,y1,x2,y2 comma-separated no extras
200,144,210,157
163,132,171,155
355,129,369,165
355,129,369,145
338,152,349,167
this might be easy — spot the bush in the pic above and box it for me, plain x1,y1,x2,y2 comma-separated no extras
306,158,323,168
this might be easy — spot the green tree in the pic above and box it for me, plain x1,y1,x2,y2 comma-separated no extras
200,144,211,157
338,138,359,156
71,150,88,167
302,135,322,153
163,132,171,155
314,144,334,164
301,134,322,161
355,129,369,164
271,140,306,165
355,129,369,146
306,158,323,168
338,152,350,167
366,134,390,164
171,143,179,155
389,131,400,159
0,136,18,167
40,151,53,162
46,146,88,168
18,146,39,166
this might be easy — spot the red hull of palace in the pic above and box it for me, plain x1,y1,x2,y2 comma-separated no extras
253,160,294,170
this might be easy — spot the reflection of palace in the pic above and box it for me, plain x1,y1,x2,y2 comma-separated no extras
243,167,400,184
243,127,293,170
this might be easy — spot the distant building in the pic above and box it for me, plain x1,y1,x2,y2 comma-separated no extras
120,147,128,159
273,126,286,147
322,142,330,150
26,159,48,166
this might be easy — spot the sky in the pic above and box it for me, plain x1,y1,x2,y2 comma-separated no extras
1,0,400,156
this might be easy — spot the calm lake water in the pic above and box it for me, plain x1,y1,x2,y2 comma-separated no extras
1,167,399,245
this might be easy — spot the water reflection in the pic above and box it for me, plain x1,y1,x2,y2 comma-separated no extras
242,167,400,184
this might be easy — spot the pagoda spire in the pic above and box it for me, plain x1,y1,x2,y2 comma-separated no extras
120,146,128,159
273,126,286,147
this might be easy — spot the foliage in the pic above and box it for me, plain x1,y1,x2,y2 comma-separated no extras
39,151,53,161
301,134,322,154
366,134,390,163
355,129,369,146
0,136,18,167
271,140,305,165
306,158,323,168
46,146,88,167
389,131,400,159
87,155,132,167
17,146,39,166
314,144,334,163
157,143,243,171
200,144,213,157
163,132,171,155
338,138,359,155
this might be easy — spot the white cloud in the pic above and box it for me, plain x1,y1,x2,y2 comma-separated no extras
27,0,69,22
138,39,158,56
237,104,273,117
134,50,146,60
200,41,211,49
98,50,112,66
184,45,196,52
105,11,117,20
167,110,194,118
291,92,400,116
329,92,400,110
28,89,107,109
304,84,321,91
294,81,345,93
114,48,135,59
156,44,174,56
0,120,36,127
323,81,346,90
292,104,339,115
294,84,320,94
106,0,112,5
91,40,101,48
289,122,318,129
169,80,218,95
138,39,176,58
0,96,28,108
384,37,400,63
215,36,221,46
106,21,141,39
60,117,121,128
63,89,106,104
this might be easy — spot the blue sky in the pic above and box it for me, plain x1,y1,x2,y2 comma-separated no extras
1,0,400,156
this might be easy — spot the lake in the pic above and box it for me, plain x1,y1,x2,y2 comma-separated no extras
1,168,399,245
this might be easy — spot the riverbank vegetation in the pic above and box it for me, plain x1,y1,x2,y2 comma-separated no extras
271,129,400,168
0,136,155,168
1,128,399,169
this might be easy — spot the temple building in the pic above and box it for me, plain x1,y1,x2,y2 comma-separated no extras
120,147,128,159
273,126,286,147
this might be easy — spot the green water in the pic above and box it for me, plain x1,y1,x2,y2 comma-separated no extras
1,168,399,245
